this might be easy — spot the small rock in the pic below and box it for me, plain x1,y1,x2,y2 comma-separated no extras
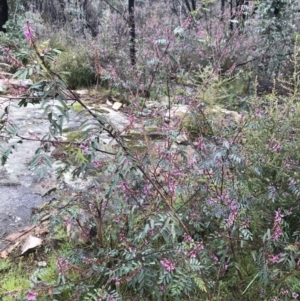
112,102,123,111
37,261,47,267
145,101,157,109
175,134,189,145
75,89,89,96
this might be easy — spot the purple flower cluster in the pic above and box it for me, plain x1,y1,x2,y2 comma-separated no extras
189,242,204,258
184,233,193,243
160,258,176,272
80,143,89,154
22,20,35,41
269,253,282,264
272,209,284,241
26,290,37,301
56,257,70,275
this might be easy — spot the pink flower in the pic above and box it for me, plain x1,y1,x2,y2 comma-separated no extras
212,254,219,263
280,288,289,295
26,290,37,300
80,143,89,154
272,209,284,241
93,161,102,168
160,258,175,272
184,233,193,243
269,253,282,264
22,20,35,41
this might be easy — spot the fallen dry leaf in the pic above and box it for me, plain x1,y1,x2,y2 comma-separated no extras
21,235,43,254
0,250,8,258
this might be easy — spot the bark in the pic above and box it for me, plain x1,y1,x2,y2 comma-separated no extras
221,0,225,21
129,0,136,65
191,0,196,11
184,0,197,12
184,0,192,12
0,0,8,32
83,0,99,37
229,0,233,31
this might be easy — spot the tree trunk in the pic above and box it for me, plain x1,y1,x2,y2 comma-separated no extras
191,0,196,11
221,0,225,21
184,0,192,12
229,0,233,31
0,0,8,32
128,0,136,66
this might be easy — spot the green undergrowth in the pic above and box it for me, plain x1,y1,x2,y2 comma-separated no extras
0,259,32,301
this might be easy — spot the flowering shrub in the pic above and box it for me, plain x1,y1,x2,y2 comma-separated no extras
2,1,300,301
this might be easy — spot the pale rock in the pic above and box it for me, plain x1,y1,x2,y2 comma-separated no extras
0,250,8,258
75,89,89,95
112,101,123,111
145,101,157,109
37,261,47,267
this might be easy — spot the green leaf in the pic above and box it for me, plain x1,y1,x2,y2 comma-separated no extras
242,272,260,295
193,275,207,292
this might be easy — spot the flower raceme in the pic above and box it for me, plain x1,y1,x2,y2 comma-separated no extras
26,290,37,301
22,20,35,41
160,258,176,272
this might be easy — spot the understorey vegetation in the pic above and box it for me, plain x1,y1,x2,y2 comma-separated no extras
1,0,300,300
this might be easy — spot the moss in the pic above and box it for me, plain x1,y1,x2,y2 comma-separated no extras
145,126,159,133
65,131,85,142
89,88,117,97
87,167,105,177
93,108,110,114
181,112,213,139
71,102,84,112
88,88,124,103
62,127,71,133
126,142,147,153
125,135,147,153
